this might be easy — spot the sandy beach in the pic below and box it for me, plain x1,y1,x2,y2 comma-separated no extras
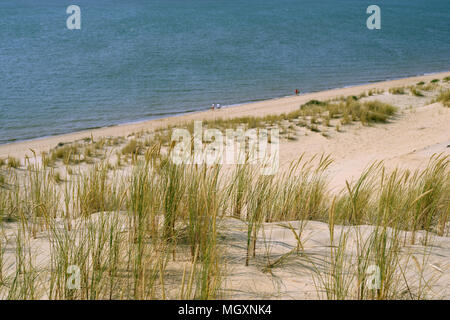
1,71,449,300
2,71,449,165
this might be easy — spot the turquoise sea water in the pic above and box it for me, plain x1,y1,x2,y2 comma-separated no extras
0,0,449,144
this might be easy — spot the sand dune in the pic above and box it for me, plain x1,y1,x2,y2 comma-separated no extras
220,218,449,299
279,101,450,190
1,72,449,300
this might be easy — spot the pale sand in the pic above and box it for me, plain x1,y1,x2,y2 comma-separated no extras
1,72,450,299
1,71,449,165
278,101,450,190
2,213,448,299
219,218,450,299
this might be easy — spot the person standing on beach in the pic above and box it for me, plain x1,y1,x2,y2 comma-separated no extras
211,103,215,111
295,89,299,95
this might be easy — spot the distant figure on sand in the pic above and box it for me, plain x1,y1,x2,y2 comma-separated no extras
295,89,300,95
211,103,222,111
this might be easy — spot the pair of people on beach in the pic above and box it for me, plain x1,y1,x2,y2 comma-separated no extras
211,103,221,110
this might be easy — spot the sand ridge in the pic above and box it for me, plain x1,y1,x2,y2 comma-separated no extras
1,72,450,300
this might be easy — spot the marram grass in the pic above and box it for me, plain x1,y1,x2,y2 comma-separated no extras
0,87,449,299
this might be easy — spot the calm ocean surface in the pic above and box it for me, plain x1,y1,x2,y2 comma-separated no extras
0,0,449,144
